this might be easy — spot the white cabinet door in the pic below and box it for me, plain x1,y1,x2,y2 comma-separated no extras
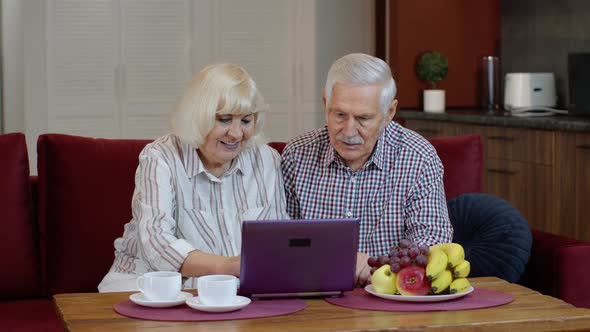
120,0,191,139
46,0,119,137
45,0,191,139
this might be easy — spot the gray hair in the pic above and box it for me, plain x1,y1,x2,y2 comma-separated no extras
325,53,397,115
170,63,267,148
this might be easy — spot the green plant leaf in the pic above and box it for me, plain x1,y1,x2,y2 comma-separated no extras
416,51,449,88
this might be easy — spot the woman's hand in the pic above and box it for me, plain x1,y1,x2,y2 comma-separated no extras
180,250,241,277
222,256,241,277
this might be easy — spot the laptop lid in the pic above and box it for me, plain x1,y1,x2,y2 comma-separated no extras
239,218,360,298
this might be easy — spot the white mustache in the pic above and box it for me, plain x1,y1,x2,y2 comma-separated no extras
338,136,364,145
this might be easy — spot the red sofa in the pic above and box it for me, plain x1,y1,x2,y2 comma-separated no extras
2,132,590,332
0,133,64,332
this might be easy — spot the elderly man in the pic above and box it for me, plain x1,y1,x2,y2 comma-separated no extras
281,53,453,286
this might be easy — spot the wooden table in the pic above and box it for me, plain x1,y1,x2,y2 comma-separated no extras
54,277,590,332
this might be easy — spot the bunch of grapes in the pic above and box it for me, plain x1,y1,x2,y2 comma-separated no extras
367,238,429,274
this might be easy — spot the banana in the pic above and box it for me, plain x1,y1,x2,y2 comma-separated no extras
449,277,471,294
453,260,471,278
444,243,465,268
425,248,448,281
430,269,452,294
428,243,445,252
430,243,465,269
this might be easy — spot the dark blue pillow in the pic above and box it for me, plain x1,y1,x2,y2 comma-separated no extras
447,193,532,283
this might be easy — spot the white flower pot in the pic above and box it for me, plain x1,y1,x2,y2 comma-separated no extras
423,89,446,113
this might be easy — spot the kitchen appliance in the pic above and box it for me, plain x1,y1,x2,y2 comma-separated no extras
568,52,590,116
481,56,500,110
504,72,567,117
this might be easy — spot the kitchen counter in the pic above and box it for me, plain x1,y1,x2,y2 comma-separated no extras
397,109,590,132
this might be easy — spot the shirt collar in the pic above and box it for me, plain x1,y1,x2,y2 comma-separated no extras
179,139,244,179
323,144,336,168
370,135,386,170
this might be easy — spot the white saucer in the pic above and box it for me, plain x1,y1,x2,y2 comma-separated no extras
129,291,193,308
185,296,251,313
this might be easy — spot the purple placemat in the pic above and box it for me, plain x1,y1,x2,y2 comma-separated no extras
114,298,307,321
325,287,513,312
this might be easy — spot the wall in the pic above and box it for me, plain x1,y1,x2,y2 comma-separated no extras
386,0,500,109
2,0,374,174
502,0,590,109
1,0,24,134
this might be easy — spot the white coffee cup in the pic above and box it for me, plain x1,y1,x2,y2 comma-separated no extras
136,271,181,302
197,275,239,306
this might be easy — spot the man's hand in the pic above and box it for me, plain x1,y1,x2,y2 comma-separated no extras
355,252,371,287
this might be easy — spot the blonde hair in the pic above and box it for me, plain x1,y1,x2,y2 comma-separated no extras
171,63,267,148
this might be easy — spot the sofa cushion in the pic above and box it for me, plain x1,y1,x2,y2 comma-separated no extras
428,134,483,200
0,133,41,299
0,299,64,332
268,142,286,154
520,229,590,308
448,193,532,283
38,134,151,295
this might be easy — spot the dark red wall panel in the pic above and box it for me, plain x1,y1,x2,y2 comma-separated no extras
388,0,500,108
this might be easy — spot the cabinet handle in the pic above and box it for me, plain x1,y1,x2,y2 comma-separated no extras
575,144,590,150
416,129,440,135
488,135,515,142
487,168,517,175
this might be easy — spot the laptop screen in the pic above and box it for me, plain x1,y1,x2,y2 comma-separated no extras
239,218,360,298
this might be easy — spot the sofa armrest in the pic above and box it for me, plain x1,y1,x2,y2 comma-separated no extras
30,176,39,235
519,229,590,308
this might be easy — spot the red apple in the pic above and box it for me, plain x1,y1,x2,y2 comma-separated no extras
396,265,431,296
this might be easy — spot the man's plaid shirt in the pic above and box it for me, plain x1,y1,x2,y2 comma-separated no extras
281,121,453,256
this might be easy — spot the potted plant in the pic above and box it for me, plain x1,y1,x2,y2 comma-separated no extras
416,51,449,113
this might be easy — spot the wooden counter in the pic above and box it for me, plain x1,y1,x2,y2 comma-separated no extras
398,110,590,241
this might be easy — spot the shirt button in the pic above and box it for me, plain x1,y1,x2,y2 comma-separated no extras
346,211,353,217
350,176,356,183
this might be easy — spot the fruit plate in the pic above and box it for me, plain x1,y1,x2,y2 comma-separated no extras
365,285,474,302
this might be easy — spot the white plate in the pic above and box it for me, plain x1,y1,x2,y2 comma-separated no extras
129,291,193,308
185,296,251,313
365,285,474,302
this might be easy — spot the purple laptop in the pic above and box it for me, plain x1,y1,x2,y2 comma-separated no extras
239,218,360,298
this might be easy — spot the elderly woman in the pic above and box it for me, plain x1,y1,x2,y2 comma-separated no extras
98,63,288,292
